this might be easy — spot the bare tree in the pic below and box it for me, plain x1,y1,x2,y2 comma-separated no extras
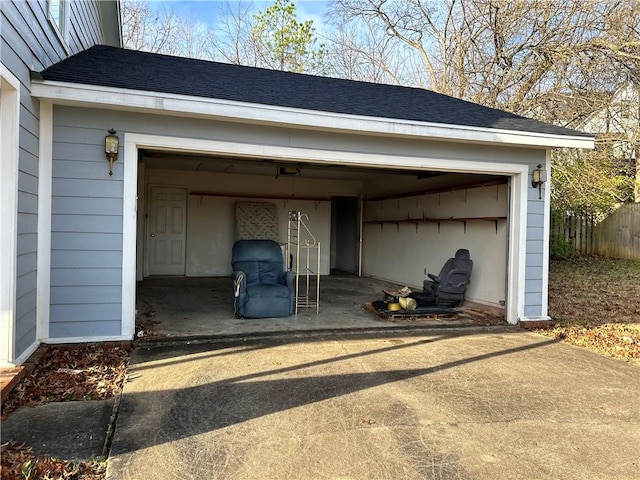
328,0,640,209
328,0,639,116
122,0,181,53
212,1,260,65
323,17,410,84
122,0,216,60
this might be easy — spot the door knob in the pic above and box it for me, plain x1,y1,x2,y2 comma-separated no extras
150,234,155,237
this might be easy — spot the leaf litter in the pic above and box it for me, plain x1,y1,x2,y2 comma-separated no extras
1,345,129,479
537,256,640,365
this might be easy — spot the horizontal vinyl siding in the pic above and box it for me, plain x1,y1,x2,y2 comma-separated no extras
15,82,39,363
51,105,553,331
51,321,122,338
2,0,113,359
49,121,123,338
523,162,547,317
68,1,102,54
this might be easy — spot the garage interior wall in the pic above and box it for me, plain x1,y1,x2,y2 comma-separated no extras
143,168,362,277
361,183,508,308
142,166,508,308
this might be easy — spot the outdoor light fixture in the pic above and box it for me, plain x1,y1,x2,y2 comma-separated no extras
531,163,547,199
105,129,119,176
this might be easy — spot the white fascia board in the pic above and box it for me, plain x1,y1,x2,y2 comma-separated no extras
31,80,595,150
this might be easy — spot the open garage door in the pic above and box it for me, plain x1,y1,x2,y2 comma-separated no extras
135,148,509,318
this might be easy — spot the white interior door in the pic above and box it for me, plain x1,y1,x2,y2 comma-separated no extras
148,187,187,276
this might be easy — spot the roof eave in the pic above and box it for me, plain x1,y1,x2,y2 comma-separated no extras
31,80,595,150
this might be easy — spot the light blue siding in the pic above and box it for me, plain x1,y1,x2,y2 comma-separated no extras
49,105,553,333
526,239,543,254
52,178,124,198
17,233,37,256
51,285,121,304
53,196,123,215
52,214,123,233
49,122,125,336
50,321,121,338
1,0,118,359
522,159,549,318
51,304,121,322
51,232,122,251
51,250,122,268
51,268,122,286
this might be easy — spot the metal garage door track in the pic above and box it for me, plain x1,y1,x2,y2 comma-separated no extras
107,328,640,479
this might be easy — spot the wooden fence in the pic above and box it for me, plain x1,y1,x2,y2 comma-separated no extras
551,204,640,260
593,203,640,260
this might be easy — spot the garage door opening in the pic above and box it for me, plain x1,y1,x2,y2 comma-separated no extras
129,141,514,338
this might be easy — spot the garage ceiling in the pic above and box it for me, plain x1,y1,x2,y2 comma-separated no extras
140,149,506,194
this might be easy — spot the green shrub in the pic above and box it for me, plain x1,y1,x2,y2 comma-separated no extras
550,234,574,260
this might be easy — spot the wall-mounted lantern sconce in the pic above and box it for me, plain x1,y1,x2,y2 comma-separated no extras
105,129,119,176
531,163,547,200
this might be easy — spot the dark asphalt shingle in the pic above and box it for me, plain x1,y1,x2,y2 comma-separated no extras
38,45,591,138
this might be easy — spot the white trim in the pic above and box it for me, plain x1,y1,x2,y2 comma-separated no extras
9,340,40,369
508,171,529,325
541,151,552,317
125,133,529,175
123,133,528,328
47,0,70,54
122,134,138,339
31,81,595,150
37,102,53,341
0,64,21,366
43,335,132,345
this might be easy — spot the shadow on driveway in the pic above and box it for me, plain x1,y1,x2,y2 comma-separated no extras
109,329,640,479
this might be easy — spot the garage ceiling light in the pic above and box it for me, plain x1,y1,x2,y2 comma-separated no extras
276,165,302,179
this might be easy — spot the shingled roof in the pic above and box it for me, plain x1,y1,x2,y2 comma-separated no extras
38,45,590,138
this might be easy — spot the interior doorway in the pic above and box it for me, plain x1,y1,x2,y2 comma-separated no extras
331,196,360,275
146,186,187,276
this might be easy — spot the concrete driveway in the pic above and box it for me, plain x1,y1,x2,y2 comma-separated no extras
107,328,640,479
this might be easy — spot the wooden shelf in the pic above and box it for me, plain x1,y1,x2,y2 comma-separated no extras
364,180,506,202
364,216,507,233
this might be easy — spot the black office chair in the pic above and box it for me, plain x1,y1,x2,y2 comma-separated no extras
411,249,473,307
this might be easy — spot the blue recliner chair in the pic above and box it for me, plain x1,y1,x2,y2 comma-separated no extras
232,240,295,318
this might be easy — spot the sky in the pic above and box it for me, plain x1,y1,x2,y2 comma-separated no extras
147,0,331,32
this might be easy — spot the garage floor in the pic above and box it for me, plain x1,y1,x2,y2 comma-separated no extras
135,275,504,339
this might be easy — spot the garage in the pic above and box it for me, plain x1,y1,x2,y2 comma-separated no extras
130,143,510,336
30,45,593,344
